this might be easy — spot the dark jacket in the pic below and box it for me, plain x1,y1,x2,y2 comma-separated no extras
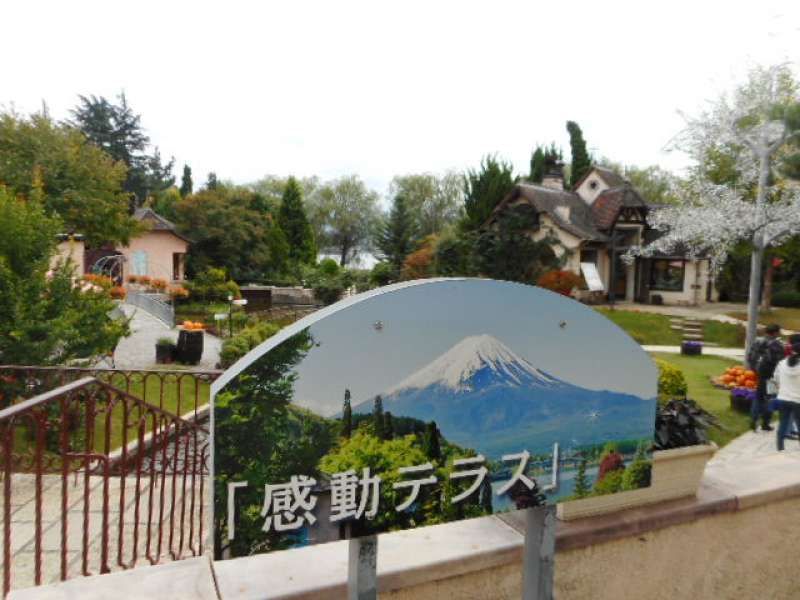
755,336,785,379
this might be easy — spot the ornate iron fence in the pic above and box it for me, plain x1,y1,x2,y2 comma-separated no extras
0,367,221,596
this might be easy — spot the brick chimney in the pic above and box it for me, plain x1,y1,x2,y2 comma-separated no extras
542,161,565,191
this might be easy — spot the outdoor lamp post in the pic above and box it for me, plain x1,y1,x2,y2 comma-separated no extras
227,294,248,337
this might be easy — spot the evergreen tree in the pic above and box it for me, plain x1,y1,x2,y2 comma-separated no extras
383,411,394,440
479,478,493,514
375,193,418,274
342,389,353,439
566,121,591,188
70,93,174,206
206,172,219,190
463,155,516,231
278,176,317,264
423,421,441,461
574,455,590,499
373,395,385,440
180,164,193,198
529,146,545,183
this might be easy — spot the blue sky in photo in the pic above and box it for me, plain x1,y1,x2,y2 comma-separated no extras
274,280,657,417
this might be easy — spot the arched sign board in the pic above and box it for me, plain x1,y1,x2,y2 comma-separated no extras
211,278,657,561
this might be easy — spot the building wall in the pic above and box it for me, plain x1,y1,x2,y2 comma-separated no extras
52,238,85,276
574,172,610,205
120,231,188,282
649,259,710,306
531,215,582,273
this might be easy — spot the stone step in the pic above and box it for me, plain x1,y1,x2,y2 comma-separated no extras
683,326,703,333
684,320,704,326
683,333,704,340
670,325,684,331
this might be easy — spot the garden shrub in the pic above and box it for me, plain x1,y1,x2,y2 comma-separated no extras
536,270,582,296
186,267,240,302
370,262,395,287
592,469,624,496
655,358,688,399
317,258,340,277
772,291,800,308
219,321,281,368
621,446,652,490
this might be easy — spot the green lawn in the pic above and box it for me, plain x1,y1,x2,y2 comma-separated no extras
597,308,745,347
596,309,682,345
94,371,211,450
651,352,750,448
726,307,800,332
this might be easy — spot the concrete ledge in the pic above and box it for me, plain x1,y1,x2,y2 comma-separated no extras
214,515,523,599
8,556,217,600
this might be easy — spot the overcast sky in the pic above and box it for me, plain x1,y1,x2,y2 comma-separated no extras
3,1,799,197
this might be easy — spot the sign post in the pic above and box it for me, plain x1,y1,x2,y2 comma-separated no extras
348,535,378,600
210,279,657,598
521,506,557,600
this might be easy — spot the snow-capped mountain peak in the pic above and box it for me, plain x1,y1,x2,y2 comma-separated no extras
385,334,560,394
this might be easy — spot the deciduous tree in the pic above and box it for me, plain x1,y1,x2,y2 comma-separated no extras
629,65,800,356
0,111,135,246
306,175,380,266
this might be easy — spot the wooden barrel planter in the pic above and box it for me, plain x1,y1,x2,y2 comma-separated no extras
176,330,204,365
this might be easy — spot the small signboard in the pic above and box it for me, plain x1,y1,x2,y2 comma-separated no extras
212,279,656,560
580,262,604,292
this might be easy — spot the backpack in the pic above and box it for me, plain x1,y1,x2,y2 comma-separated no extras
747,338,768,373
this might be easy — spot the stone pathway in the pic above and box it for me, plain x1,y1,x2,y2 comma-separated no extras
642,345,745,360
708,428,800,469
602,301,747,325
113,305,221,370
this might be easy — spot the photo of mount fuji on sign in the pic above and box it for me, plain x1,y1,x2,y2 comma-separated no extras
352,333,654,457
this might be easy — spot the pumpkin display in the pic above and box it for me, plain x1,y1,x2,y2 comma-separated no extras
714,365,758,390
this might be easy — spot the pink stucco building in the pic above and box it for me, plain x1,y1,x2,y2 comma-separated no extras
55,208,189,284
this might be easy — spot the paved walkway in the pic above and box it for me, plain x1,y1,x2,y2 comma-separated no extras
113,304,221,370
709,428,800,468
642,345,745,360
602,301,748,325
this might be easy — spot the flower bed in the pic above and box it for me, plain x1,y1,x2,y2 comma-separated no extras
681,341,703,355
730,386,756,413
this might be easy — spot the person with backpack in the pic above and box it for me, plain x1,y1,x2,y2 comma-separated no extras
774,334,800,451
748,324,784,432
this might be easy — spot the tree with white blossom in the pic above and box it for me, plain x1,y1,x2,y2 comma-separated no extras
629,65,800,357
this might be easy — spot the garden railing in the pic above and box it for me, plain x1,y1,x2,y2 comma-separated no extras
126,291,175,328
0,366,221,597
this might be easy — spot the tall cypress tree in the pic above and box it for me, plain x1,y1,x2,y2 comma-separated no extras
373,395,385,439
278,177,316,264
206,172,218,190
180,164,193,197
423,421,441,461
342,389,352,438
375,193,417,273
529,146,545,183
566,121,591,188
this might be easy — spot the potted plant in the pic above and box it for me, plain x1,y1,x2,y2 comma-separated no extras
155,337,176,364
681,340,703,355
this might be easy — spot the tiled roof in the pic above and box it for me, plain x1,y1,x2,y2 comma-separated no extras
133,208,191,243
591,185,648,230
496,184,609,242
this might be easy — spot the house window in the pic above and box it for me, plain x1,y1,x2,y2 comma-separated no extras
173,253,184,280
589,180,598,190
649,259,685,292
132,250,148,276
580,249,598,264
